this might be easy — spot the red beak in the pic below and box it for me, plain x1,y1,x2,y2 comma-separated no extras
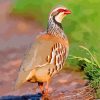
64,9,71,14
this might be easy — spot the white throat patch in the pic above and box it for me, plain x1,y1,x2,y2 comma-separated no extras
55,12,65,23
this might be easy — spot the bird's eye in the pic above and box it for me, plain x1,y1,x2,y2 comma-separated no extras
57,9,66,13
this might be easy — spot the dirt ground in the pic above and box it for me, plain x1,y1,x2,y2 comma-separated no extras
0,0,94,100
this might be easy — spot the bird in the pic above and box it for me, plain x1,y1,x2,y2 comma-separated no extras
15,5,71,95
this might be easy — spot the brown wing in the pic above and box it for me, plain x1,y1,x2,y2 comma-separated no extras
47,42,69,77
15,34,68,89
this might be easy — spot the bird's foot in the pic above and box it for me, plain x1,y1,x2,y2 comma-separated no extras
42,89,48,96
42,87,53,95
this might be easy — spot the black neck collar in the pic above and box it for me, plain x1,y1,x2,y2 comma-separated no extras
53,16,63,30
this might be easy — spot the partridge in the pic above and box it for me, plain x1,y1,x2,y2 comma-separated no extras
15,6,71,94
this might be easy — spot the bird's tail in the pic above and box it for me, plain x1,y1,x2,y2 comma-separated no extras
14,70,30,90
14,69,36,90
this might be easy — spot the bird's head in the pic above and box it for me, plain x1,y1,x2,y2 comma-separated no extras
49,6,71,23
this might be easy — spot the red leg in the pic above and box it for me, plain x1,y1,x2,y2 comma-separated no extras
45,81,49,95
38,82,44,94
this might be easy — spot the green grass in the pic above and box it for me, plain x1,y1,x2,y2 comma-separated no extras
12,0,100,64
69,46,100,98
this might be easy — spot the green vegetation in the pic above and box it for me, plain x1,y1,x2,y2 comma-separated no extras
12,0,100,64
69,46,100,98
